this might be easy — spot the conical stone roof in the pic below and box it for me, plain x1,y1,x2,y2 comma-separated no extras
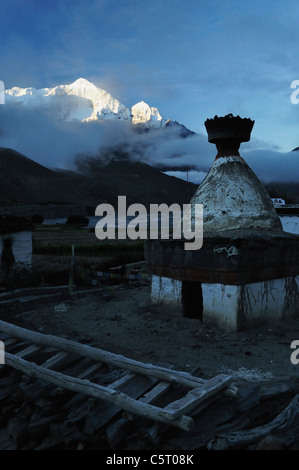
189,115,283,233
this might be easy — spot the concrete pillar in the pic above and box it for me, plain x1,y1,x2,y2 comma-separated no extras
151,275,182,305
151,274,299,331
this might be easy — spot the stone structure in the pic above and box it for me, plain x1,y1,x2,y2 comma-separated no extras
145,114,299,331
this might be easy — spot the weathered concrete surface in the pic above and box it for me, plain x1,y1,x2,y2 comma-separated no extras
150,274,299,331
202,277,299,331
151,275,182,305
189,156,282,233
145,229,299,285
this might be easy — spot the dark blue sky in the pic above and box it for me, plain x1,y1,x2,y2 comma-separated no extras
1,0,299,152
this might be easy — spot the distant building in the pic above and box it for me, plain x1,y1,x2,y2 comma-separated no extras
271,198,286,207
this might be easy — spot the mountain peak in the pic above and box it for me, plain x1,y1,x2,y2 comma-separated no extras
5,78,166,128
165,119,196,138
131,101,165,128
71,77,93,86
67,77,98,92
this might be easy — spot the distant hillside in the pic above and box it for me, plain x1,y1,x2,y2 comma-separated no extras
76,157,197,207
0,147,93,207
264,181,299,204
0,147,196,217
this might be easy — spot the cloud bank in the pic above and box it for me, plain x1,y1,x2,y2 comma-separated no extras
0,102,298,184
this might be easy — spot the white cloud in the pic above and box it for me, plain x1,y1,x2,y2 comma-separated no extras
0,100,298,184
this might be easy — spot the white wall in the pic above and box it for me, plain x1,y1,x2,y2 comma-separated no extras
151,275,182,305
151,274,299,331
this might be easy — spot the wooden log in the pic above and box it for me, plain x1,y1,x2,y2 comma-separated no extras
140,381,172,404
15,402,35,420
0,337,18,347
7,417,28,448
47,420,81,447
84,375,158,436
139,422,170,447
132,384,176,447
76,363,102,379
59,391,88,413
0,369,22,388
95,368,129,387
0,292,68,308
18,378,59,403
28,413,64,440
105,368,175,447
41,351,69,368
105,380,172,447
207,395,299,450
121,381,174,423
259,383,295,402
5,340,29,354
0,404,18,425
105,416,135,448
58,356,96,378
0,383,23,402
235,386,260,412
109,372,135,389
0,320,215,389
160,374,232,420
0,285,69,300
15,344,41,359
64,401,90,425
122,433,151,451
4,352,194,431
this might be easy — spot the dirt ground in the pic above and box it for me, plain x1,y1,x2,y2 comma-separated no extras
7,282,299,389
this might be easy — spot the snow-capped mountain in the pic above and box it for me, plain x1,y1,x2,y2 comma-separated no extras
165,119,195,138
5,78,165,128
131,101,165,128
5,78,131,122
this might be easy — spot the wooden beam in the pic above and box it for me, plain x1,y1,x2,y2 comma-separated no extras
160,374,232,420
15,345,40,359
208,395,299,450
140,381,172,405
77,363,102,380
4,352,194,431
109,373,135,390
41,352,69,369
0,320,216,389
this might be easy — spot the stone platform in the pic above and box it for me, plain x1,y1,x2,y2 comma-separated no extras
145,230,299,331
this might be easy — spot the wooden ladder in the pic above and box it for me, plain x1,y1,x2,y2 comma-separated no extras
0,319,232,431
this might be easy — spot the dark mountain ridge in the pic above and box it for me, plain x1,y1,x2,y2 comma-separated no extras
0,147,197,218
